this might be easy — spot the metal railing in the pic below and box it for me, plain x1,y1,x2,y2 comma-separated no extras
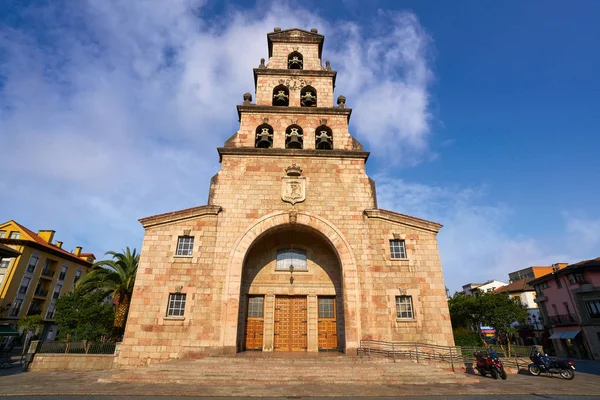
358,340,532,372
36,341,117,355
549,314,579,326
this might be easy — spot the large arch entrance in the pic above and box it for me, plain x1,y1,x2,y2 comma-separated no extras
236,224,346,352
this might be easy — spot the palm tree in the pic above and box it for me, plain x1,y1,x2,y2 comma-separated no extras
75,247,139,338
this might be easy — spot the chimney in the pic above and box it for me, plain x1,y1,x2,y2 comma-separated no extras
38,230,56,243
56,241,63,249
74,246,82,257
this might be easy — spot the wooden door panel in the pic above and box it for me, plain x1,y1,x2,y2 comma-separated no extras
245,319,264,350
274,296,307,352
318,297,337,350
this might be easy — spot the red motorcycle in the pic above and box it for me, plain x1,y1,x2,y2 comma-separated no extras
474,348,508,380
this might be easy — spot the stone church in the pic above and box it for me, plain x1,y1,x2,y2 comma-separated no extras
117,28,453,367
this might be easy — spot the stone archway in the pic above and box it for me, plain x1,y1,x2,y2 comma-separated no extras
220,211,361,354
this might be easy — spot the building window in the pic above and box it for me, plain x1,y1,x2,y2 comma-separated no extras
396,296,414,319
58,265,67,281
73,269,82,287
585,300,600,318
276,249,307,270
318,297,335,319
19,277,31,294
0,230,5,238
9,231,20,239
568,273,585,285
46,304,55,320
247,296,264,318
52,284,63,300
27,255,39,272
166,293,186,317
0,258,11,269
10,299,22,317
556,278,562,288
176,236,194,256
390,239,407,259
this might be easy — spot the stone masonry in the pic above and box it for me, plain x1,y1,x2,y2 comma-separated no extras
116,28,454,368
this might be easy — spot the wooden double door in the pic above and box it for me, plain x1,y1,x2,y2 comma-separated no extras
274,296,307,351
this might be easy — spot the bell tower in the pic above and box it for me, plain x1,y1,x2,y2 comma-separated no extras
217,27,364,154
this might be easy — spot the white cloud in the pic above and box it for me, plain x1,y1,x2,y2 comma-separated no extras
375,176,571,292
0,1,435,257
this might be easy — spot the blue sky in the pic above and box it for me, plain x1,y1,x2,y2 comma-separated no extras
1,0,599,292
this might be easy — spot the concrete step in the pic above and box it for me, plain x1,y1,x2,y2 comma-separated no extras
102,356,478,385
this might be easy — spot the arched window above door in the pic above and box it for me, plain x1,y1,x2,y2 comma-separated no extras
276,248,307,270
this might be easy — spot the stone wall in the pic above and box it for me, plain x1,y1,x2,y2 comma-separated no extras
28,354,114,371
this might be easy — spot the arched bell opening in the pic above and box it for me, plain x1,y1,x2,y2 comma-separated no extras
285,124,303,149
255,124,274,148
287,51,303,70
300,86,317,107
272,85,289,106
315,125,333,150
236,224,345,353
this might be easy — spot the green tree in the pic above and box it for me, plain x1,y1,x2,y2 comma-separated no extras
54,292,114,352
75,247,139,338
448,291,529,353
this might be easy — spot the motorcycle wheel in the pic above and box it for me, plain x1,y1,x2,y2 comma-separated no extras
491,369,499,379
500,368,507,380
529,365,541,376
560,369,574,380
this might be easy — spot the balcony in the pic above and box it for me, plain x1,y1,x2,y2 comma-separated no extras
40,269,55,279
27,307,43,316
549,313,579,326
34,288,48,298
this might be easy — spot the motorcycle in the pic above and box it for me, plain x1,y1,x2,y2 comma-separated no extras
474,348,507,380
528,347,575,380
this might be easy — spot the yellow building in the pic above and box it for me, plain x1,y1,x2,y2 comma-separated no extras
0,220,95,341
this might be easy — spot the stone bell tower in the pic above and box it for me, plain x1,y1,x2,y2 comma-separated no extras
117,28,453,368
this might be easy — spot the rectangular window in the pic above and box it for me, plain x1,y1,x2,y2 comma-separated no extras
0,258,11,269
585,300,600,318
58,265,67,281
390,239,407,259
19,277,31,294
73,269,82,287
10,299,22,317
52,284,63,299
176,236,194,256
564,302,571,315
247,296,264,318
396,295,414,319
318,297,335,319
556,278,562,288
46,304,55,320
167,293,186,316
27,256,39,273
0,230,5,238
9,231,20,239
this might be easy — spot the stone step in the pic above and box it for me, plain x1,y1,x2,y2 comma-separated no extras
103,356,478,385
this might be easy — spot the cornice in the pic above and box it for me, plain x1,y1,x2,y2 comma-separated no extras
236,105,352,122
139,205,222,229
363,209,443,234
253,68,337,88
0,239,92,266
217,147,369,162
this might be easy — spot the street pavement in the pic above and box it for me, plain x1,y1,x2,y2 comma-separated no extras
0,365,599,398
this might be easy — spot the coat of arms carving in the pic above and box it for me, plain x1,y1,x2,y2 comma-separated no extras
282,164,306,205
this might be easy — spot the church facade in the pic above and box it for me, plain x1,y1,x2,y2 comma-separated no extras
117,28,453,368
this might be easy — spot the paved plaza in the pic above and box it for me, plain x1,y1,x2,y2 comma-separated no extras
0,366,599,397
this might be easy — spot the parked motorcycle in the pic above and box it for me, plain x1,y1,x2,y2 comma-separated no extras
474,348,507,380
528,347,575,380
